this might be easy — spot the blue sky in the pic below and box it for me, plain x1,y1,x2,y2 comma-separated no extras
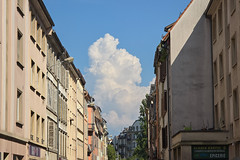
43,0,191,136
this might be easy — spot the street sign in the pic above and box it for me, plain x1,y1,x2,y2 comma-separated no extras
192,145,228,160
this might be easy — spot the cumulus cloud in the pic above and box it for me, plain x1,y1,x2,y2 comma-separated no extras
85,33,150,135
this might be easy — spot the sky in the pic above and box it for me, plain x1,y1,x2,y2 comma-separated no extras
43,0,191,136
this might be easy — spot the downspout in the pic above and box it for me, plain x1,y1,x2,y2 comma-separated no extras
166,45,171,160
205,0,214,129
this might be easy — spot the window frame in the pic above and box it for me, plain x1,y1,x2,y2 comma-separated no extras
17,29,24,69
16,89,23,126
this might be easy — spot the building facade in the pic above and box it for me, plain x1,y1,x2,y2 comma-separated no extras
153,0,231,159
0,0,105,160
114,120,140,159
207,0,240,158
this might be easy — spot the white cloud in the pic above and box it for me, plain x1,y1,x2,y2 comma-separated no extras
86,33,150,135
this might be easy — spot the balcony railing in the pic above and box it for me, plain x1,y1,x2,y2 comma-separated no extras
88,123,95,132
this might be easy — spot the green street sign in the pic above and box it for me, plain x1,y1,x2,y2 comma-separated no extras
192,145,228,160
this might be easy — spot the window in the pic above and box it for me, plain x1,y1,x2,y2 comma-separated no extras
36,115,40,143
162,126,168,148
231,35,237,67
48,120,55,148
213,60,218,85
226,25,230,48
220,99,225,126
41,31,45,52
30,13,36,41
17,0,23,9
215,104,219,129
236,142,240,157
17,0,24,16
36,24,41,47
233,88,239,120
42,118,45,144
227,74,232,96
218,3,223,34
230,0,236,15
30,60,35,88
42,73,45,98
13,155,23,160
17,29,23,66
16,89,23,124
219,52,224,79
212,15,217,42
30,111,35,140
37,67,40,90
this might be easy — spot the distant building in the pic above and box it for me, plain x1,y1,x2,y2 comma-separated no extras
88,102,108,160
115,120,140,159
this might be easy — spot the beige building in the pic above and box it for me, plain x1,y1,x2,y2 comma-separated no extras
0,0,33,159
83,90,89,160
207,0,240,158
76,69,87,160
67,63,77,160
28,0,55,159
0,0,54,159
46,30,70,160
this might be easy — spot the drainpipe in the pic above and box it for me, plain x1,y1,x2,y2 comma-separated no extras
57,79,60,160
166,48,171,160
205,0,214,129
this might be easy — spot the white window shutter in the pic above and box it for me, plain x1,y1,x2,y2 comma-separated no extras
65,70,69,90
49,121,54,148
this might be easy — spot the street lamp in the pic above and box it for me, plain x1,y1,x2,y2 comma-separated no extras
48,56,73,160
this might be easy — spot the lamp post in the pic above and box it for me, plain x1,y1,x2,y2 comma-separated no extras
48,56,73,160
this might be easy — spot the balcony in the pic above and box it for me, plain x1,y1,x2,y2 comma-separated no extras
88,123,95,133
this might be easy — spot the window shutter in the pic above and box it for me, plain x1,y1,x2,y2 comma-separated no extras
65,70,69,90
49,121,54,148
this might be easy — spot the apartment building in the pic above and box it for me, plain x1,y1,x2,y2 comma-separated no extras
28,0,55,159
88,103,108,160
67,63,77,160
114,120,140,159
153,0,230,159
83,90,90,160
147,84,157,160
207,0,240,158
0,0,35,159
75,68,86,160
46,30,70,160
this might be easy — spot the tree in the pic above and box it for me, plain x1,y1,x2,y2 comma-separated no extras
133,94,148,159
107,144,116,160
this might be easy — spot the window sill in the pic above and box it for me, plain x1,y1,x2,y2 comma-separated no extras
218,29,223,36
36,91,41,97
30,35,36,44
41,95,45,100
30,85,36,92
17,6,24,17
231,8,236,16
36,44,41,51
17,61,24,70
16,121,24,128
232,62,237,68
212,39,217,45
220,76,224,82
234,117,239,121
41,51,46,57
